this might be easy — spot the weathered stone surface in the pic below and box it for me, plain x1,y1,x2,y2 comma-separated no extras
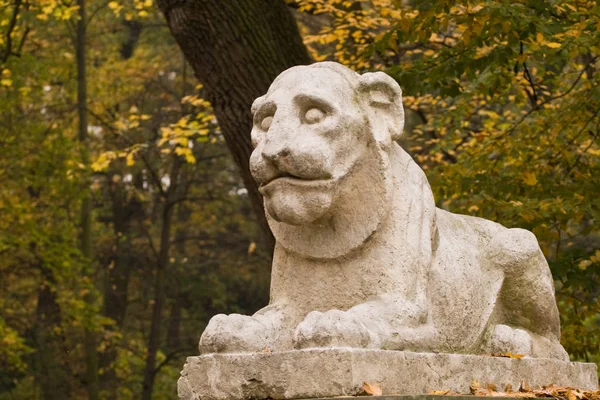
178,349,598,400
198,62,568,359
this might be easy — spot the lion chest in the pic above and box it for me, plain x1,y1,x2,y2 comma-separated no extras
269,244,421,317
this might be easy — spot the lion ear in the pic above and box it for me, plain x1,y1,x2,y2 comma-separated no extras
358,71,405,143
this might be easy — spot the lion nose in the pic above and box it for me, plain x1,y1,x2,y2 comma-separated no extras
261,145,290,165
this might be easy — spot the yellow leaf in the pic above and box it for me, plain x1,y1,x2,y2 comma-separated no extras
1,78,13,87
92,152,115,171
248,242,256,255
470,380,481,394
108,1,119,9
565,29,580,38
564,3,577,11
522,172,538,186
536,32,546,45
175,147,196,164
468,205,479,212
578,260,592,270
519,211,535,223
505,352,524,359
545,42,561,49
429,390,451,395
126,152,135,166
184,151,196,164
362,382,382,396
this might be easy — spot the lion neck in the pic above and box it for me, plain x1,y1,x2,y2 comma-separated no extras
268,143,438,315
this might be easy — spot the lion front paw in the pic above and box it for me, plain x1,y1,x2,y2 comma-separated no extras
293,310,377,349
199,313,269,354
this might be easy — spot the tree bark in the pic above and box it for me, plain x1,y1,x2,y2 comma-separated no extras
156,0,311,252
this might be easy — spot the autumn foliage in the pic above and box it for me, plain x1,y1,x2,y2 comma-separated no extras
0,0,599,399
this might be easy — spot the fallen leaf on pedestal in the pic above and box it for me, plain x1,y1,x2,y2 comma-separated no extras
504,352,524,359
519,381,531,392
567,390,577,400
428,389,451,395
471,380,481,394
362,382,382,396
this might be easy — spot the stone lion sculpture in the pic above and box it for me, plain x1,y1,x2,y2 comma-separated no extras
199,62,568,360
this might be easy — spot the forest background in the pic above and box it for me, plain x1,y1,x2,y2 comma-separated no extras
0,0,599,399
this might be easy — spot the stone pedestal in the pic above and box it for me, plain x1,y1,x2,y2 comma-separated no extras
177,349,597,400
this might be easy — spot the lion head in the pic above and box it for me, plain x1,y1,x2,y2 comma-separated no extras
250,62,406,259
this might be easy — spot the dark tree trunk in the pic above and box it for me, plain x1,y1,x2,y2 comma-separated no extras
142,157,182,400
99,172,139,395
99,23,146,395
156,0,311,253
32,267,73,400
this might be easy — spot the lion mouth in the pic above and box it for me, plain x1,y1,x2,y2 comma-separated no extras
259,173,333,193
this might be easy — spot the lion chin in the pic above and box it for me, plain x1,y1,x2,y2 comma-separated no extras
259,177,335,226
198,62,569,362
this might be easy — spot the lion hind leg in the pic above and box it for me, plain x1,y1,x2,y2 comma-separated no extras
482,324,533,356
481,324,569,361
487,228,562,343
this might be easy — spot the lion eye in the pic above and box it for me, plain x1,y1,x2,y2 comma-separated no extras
261,116,273,131
304,108,325,124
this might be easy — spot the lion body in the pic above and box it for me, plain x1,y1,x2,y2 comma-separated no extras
199,63,568,360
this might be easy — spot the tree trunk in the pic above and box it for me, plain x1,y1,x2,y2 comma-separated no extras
99,22,145,395
75,0,99,397
141,157,182,400
100,174,137,395
32,267,73,400
156,0,311,253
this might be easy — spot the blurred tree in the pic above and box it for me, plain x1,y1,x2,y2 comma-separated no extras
0,0,272,399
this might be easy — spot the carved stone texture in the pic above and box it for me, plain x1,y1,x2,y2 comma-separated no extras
180,62,597,399
178,349,598,400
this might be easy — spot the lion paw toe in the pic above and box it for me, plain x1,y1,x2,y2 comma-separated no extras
293,310,374,349
199,314,268,354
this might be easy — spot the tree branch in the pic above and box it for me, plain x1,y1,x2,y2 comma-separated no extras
1,0,22,63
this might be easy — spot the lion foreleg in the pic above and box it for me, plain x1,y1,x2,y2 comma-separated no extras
485,228,568,360
199,304,292,353
293,297,432,350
